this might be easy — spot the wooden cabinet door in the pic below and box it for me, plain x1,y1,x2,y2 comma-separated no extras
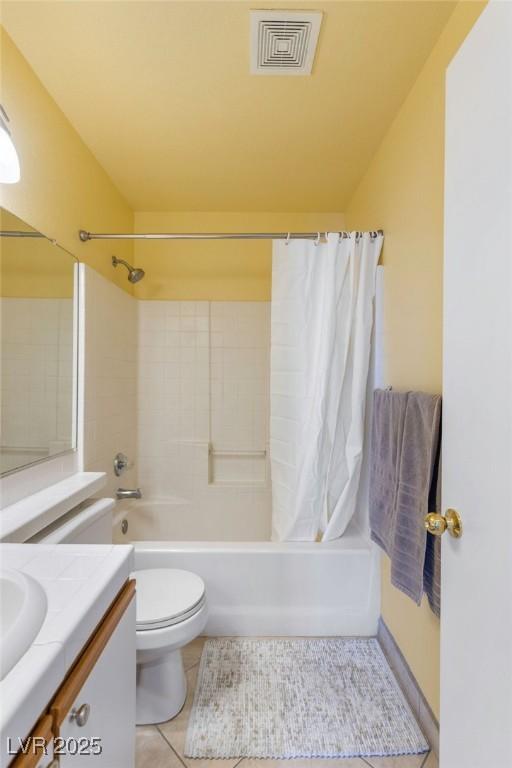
56,600,136,768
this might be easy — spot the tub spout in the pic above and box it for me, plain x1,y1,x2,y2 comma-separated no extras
116,488,142,500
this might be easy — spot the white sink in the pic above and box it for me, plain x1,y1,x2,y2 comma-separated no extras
0,569,48,680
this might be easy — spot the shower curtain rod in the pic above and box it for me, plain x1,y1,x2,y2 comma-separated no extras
78,229,384,242
0,230,46,238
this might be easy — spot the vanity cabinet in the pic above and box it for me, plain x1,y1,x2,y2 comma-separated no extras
10,581,136,768
56,599,135,766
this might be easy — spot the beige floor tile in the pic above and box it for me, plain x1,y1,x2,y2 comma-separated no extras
136,725,183,768
158,665,198,757
158,666,240,768
363,753,429,768
182,636,207,671
421,753,438,768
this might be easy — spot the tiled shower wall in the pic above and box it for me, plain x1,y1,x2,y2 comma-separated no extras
210,302,270,485
80,266,272,540
82,267,138,498
137,300,272,540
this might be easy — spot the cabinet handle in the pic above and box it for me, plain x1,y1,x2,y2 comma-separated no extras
70,703,90,727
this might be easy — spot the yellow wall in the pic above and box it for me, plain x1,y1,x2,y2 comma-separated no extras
1,210,75,298
133,211,344,300
0,28,134,293
346,2,485,719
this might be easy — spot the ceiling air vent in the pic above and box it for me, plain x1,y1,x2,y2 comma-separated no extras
250,10,322,76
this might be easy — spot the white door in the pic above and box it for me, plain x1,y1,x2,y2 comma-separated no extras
442,2,512,767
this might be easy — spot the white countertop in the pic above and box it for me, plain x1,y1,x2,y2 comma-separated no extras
0,543,134,767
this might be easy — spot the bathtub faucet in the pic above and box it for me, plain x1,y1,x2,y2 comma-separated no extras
116,487,142,500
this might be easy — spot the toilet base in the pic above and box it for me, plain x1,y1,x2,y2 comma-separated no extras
136,648,187,725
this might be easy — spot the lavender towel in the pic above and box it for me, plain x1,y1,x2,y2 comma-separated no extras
391,391,442,605
370,389,442,613
369,389,408,557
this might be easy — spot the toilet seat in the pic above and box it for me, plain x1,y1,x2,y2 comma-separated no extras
133,568,206,631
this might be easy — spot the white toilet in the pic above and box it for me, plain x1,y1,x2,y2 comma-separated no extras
31,498,208,725
134,567,207,723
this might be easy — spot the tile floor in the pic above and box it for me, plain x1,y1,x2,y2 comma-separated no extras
136,638,437,768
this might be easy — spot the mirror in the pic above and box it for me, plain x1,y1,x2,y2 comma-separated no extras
0,208,78,475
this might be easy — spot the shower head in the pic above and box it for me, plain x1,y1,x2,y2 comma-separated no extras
112,256,145,284
127,267,145,284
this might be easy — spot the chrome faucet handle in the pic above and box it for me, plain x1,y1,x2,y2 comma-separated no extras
113,452,133,477
116,488,142,500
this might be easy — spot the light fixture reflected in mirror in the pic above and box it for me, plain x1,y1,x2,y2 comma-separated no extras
0,105,21,184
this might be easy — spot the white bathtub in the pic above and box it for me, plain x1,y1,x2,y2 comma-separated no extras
114,501,380,637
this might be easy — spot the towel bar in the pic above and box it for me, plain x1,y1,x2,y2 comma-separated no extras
208,446,267,457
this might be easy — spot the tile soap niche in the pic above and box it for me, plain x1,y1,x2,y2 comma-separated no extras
208,444,267,486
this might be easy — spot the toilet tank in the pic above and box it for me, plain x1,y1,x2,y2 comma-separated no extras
27,498,115,544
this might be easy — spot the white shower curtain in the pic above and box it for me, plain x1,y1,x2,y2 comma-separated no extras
270,231,383,542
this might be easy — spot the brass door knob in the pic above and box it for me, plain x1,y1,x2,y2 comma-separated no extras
424,509,462,538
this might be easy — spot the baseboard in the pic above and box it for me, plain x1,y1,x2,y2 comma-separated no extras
377,617,439,757
205,606,379,637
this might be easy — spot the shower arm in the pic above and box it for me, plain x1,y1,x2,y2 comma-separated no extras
112,256,132,270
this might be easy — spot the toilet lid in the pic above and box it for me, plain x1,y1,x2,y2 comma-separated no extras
133,568,206,630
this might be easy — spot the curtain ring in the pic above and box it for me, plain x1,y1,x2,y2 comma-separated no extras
285,232,291,246
314,231,321,247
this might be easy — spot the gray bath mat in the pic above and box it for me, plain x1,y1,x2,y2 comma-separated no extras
185,638,429,759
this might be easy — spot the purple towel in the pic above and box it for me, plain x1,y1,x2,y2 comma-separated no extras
369,389,409,557
370,389,442,613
